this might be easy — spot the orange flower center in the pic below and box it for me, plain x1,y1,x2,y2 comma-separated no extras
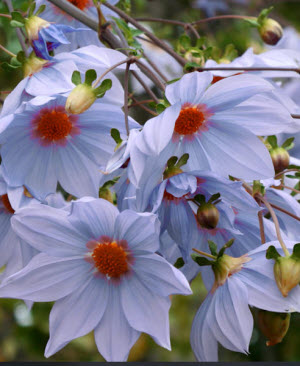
1,194,15,214
67,0,91,10
31,106,79,145
174,106,205,135
91,241,129,278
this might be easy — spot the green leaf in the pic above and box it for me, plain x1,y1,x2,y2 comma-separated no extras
281,137,295,151
85,69,97,85
71,70,81,86
184,61,200,71
266,245,281,260
166,78,181,85
174,257,184,269
267,135,278,149
167,156,178,168
1,62,20,71
191,253,213,266
208,240,218,257
94,78,112,98
179,34,191,50
156,103,166,114
111,128,122,145
196,36,206,48
36,4,46,16
176,153,189,168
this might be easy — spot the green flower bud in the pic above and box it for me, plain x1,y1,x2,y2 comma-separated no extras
270,147,290,174
196,203,219,229
23,53,48,78
65,84,97,115
257,310,290,346
259,18,283,45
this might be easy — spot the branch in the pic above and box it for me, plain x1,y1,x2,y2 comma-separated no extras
102,2,187,66
269,202,300,222
274,169,300,178
191,14,253,26
196,66,300,73
258,210,266,244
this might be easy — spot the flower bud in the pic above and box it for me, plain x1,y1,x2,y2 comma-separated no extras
270,147,290,174
65,84,97,115
274,255,300,297
99,187,114,204
257,310,290,346
196,203,219,229
212,254,250,290
184,51,204,66
25,15,50,42
23,54,48,77
259,18,283,45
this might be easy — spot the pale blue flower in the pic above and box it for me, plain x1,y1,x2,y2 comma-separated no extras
0,198,191,361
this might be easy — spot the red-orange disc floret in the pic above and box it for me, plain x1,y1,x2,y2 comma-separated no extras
67,0,91,10
92,241,129,278
31,106,80,145
1,194,15,214
174,107,205,135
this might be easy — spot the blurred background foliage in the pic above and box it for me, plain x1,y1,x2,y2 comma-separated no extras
0,0,299,362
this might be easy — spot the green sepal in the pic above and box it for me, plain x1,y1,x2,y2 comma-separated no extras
16,50,26,63
266,245,281,260
218,238,235,258
291,243,300,261
191,253,213,267
244,18,260,28
10,56,22,67
11,11,25,26
257,6,274,25
281,137,295,151
1,62,20,71
10,20,25,27
184,61,200,71
167,156,178,169
174,257,185,269
208,192,221,204
156,103,166,114
166,77,181,85
176,153,189,168
28,2,36,17
194,194,206,205
208,240,218,257
253,180,265,196
71,71,81,86
94,79,112,98
84,69,97,86
111,128,122,145
267,135,278,149
35,4,46,16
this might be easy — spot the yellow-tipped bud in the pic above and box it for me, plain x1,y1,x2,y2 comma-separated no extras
196,203,220,229
212,254,250,290
270,147,290,174
25,15,49,41
23,53,48,78
65,84,97,115
259,18,283,45
274,255,300,297
184,51,204,66
257,310,290,346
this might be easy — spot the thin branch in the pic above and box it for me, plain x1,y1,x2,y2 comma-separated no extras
258,210,266,244
135,59,166,91
279,185,300,195
274,169,300,178
192,248,216,260
142,51,169,83
291,114,300,119
0,44,16,57
191,14,253,26
102,2,187,66
0,13,11,19
135,17,200,38
131,72,160,104
92,57,135,88
124,62,130,136
129,99,154,108
131,97,158,116
269,202,300,222
196,66,300,73
4,0,28,56
256,195,290,256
